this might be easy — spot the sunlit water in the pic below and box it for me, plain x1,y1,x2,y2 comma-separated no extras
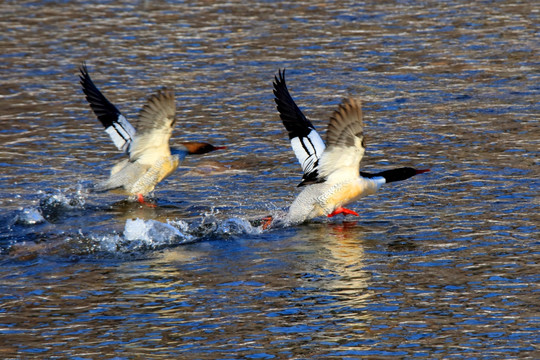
0,0,538,358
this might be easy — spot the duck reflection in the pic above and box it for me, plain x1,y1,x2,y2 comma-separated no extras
115,222,377,350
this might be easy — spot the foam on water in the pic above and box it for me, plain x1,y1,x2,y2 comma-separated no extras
81,216,266,255
118,215,264,250
123,218,195,249
4,214,269,258
14,207,45,225
3,185,275,258
37,187,89,222
192,208,266,237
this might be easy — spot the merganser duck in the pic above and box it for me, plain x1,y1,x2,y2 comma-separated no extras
273,69,429,224
79,64,224,204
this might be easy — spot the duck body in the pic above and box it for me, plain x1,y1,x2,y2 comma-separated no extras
90,86,180,197
79,64,222,202
286,176,385,224
96,153,181,196
273,69,429,224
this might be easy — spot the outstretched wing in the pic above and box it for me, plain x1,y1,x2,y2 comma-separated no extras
128,89,176,163
79,63,136,153
317,98,366,182
273,69,326,186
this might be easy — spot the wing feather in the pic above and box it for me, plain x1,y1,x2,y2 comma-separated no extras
79,63,136,153
317,98,366,181
273,69,326,186
128,89,176,163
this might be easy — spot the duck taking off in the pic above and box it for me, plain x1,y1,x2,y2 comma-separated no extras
79,64,224,204
273,69,429,224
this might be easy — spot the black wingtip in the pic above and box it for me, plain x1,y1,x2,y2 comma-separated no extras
79,61,89,85
277,68,286,82
272,68,286,100
78,63,123,129
272,68,316,139
79,61,96,97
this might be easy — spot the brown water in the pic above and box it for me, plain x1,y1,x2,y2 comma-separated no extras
0,0,538,358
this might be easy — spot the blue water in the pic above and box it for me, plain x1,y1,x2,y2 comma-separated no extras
0,0,538,358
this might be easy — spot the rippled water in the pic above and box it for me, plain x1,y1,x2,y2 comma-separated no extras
1,0,538,358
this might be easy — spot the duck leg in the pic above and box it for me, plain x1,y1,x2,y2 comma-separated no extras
327,207,359,217
136,194,157,208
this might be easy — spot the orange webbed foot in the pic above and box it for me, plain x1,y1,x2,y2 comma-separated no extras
136,194,157,208
327,207,359,218
261,216,273,230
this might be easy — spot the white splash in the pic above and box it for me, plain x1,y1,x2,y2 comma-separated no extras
15,207,46,225
123,218,195,249
218,217,263,236
86,214,273,255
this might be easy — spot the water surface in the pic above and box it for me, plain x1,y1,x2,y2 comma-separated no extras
0,0,538,358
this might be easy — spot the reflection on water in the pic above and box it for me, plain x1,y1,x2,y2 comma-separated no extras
0,0,538,358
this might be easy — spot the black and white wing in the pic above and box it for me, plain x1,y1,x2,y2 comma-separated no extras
273,69,326,186
317,98,366,182
79,63,136,154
